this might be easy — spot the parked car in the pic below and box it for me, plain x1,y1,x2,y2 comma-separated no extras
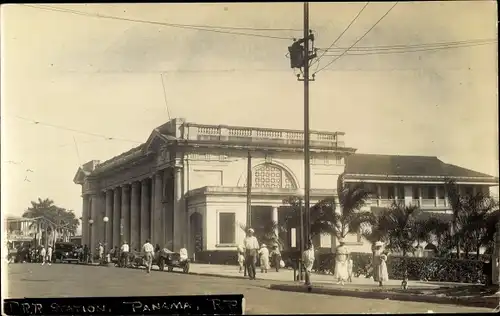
54,242,79,263
157,248,190,273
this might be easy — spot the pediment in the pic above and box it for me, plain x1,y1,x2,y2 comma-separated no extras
143,129,176,154
73,167,90,185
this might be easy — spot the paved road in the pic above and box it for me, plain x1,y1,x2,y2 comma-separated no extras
6,263,492,314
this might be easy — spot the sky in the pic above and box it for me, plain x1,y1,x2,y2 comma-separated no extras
1,2,498,227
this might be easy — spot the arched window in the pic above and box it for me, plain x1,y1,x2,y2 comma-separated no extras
250,163,296,189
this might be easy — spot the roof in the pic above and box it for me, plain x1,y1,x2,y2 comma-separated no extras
345,154,498,181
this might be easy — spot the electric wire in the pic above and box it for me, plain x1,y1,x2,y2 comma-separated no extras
23,4,294,40
312,2,370,73
314,2,399,75
7,115,142,144
160,73,172,120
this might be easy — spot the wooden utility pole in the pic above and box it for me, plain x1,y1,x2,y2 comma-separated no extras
303,1,311,246
246,151,252,228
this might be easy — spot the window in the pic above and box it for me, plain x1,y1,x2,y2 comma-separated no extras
437,186,445,199
412,186,420,199
427,186,436,199
388,186,395,199
218,213,236,244
464,186,474,196
335,156,343,165
397,186,405,199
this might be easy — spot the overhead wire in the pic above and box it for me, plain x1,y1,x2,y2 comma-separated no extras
7,114,142,144
23,4,295,40
319,40,496,57
312,2,370,73
160,74,172,120
314,2,399,75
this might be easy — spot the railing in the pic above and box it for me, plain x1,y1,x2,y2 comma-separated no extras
191,124,345,147
371,198,449,209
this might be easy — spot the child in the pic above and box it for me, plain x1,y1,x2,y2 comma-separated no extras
302,239,315,291
378,254,389,286
347,257,353,283
237,244,245,273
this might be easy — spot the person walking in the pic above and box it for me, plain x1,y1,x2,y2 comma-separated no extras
259,244,270,273
270,244,282,272
237,244,245,273
120,241,130,267
378,254,389,286
98,243,104,264
40,246,46,266
47,245,53,266
243,228,259,280
302,239,315,291
372,241,384,283
333,239,350,285
142,239,154,274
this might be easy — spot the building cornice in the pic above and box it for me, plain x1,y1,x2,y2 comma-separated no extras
185,186,337,198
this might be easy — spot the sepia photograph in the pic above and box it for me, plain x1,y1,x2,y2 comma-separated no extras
1,2,499,314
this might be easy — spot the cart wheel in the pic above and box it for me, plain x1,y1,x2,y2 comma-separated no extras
183,262,190,273
168,266,174,272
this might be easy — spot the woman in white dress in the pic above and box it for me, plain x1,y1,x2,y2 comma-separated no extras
333,240,350,285
259,244,270,273
378,254,389,286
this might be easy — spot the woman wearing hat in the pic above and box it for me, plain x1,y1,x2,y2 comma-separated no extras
333,239,350,285
372,241,384,283
378,253,389,286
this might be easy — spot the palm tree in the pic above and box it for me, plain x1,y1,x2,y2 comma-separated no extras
380,202,421,257
444,179,467,258
424,217,453,257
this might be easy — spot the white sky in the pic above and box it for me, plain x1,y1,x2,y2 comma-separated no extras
1,2,498,220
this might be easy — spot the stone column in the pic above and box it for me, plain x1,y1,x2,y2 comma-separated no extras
131,181,141,249
173,166,185,251
121,185,131,245
444,185,448,208
82,195,90,246
112,188,121,248
90,194,99,253
153,172,163,246
377,184,382,207
419,187,423,206
140,178,151,243
105,190,114,249
272,206,279,237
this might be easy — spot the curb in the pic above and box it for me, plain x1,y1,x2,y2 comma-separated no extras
268,284,499,309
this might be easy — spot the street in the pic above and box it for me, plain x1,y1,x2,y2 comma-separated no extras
6,263,492,314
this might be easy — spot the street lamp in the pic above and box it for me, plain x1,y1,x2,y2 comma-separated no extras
296,189,305,281
103,217,109,259
88,218,94,263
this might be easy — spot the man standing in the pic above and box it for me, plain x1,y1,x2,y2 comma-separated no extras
120,241,130,267
47,245,53,266
98,243,104,264
142,239,154,273
243,228,259,280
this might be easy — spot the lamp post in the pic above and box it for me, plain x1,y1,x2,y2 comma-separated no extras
103,216,109,263
88,218,94,263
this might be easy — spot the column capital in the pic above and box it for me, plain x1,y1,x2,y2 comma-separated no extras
131,181,141,189
121,183,131,191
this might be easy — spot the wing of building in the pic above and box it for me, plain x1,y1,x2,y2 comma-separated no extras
73,118,499,261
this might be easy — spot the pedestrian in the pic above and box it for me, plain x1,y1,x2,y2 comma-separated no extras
83,245,89,263
378,254,389,287
347,257,353,283
302,239,315,292
120,241,130,267
142,239,154,273
47,245,53,266
333,239,350,285
259,244,269,273
372,241,384,283
237,244,245,273
40,246,46,265
179,245,188,262
270,244,282,272
98,243,104,263
243,228,259,280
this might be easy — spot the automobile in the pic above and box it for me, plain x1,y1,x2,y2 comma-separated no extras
157,248,190,273
54,242,79,263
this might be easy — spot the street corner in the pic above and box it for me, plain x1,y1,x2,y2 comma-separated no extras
267,283,499,309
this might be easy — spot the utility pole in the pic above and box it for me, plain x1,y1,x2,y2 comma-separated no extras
287,1,317,282
246,151,252,228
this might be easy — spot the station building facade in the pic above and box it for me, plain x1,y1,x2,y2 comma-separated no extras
73,118,498,259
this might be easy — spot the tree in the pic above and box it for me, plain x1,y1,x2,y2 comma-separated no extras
283,174,375,243
380,202,421,257
23,198,80,245
424,217,453,257
444,179,467,258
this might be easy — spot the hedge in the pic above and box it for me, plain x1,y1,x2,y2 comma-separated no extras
299,252,488,284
